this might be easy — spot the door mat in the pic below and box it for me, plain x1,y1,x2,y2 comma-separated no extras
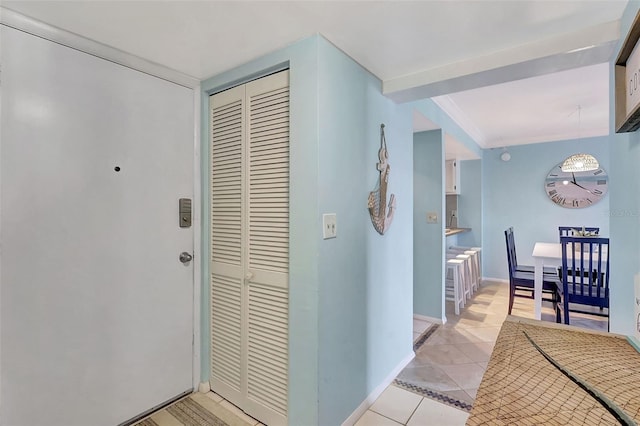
135,393,250,426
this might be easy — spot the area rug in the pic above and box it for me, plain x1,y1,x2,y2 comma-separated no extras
394,324,474,413
467,317,640,425
136,393,249,426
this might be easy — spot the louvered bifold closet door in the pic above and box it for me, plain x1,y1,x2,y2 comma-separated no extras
209,84,245,408
209,70,289,426
243,70,289,426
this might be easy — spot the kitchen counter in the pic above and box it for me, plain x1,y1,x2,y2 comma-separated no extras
445,227,471,237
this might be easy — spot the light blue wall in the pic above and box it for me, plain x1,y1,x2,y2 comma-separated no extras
200,36,320,426
457,160,482,248
316,37,414,426
609,133,640,335
406,99,482,321
482,137,610,281
201,35,415,426
608,0,640,335
414,130,445,321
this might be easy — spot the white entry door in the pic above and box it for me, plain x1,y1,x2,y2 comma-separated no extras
1,26,194,426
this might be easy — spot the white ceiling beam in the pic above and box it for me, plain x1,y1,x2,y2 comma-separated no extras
383,20,620,103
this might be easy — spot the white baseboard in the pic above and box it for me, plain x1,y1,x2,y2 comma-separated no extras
483,277,509,284
198,381,211,393
341,351,415,426
413,313,444,324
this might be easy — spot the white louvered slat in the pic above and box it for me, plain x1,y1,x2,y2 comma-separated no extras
210,273,242,391
211,94,243,266
243,71,289,426
248,81,289,275
247,283,289,416
209,85,246,409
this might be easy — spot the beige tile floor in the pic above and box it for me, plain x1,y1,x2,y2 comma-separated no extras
353,279,607,426
142,280,607,426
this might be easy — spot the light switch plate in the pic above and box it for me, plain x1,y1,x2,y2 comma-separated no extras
322,213,337,239
426,212,438,223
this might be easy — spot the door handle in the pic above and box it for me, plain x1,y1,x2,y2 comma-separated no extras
179,252,193,264
245,271,254,281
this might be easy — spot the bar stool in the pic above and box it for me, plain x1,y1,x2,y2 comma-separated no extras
470,246,482,285
462,250,479,292
446,258,466,315
448,248,478,294
456,253,475,297
450,245,482,288
446,252,472,300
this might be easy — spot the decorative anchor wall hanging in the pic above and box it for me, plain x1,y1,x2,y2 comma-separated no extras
368,123,396,235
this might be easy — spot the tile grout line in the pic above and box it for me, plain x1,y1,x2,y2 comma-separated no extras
367,408,405,426
405,281,607,423
403,396,424,425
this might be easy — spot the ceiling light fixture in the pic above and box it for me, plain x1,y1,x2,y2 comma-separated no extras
561,153,599,172
500,146,510,162
560,106,599,172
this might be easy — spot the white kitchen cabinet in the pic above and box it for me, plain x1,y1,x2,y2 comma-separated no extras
445,159,461,194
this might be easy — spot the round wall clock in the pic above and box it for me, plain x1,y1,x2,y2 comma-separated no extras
544,162,608,208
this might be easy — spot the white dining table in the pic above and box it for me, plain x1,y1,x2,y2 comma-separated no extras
531,242,608,320
531,243,562,320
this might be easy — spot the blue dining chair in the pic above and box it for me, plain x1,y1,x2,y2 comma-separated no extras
558,236,610,330
506,227,558,275
558,226,600,239
558,227,601,281
505,228,561,321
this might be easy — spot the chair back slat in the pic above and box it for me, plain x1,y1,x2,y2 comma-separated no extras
504,228,515,277
508,227,517,267
560,236,610,310
504,226,526,275
558,226,600,239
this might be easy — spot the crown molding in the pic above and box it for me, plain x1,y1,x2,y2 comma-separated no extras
432,95,487,148
0,7,199,89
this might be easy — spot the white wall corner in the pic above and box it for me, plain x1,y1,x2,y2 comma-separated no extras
340,351,415,426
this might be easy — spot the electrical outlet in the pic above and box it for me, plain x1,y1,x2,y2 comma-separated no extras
322,213,337,239
426,212,438,223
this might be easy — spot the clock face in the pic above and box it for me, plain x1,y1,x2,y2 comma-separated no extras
544,163,608,209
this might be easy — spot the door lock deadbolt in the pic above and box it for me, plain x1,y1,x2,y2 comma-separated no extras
179,198,192,228
179,252,193,264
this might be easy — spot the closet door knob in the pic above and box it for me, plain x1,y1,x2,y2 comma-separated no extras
245,271,254,281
